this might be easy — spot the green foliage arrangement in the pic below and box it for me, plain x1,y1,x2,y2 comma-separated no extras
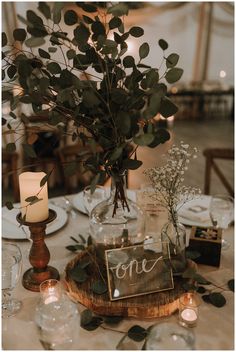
2,2,183,208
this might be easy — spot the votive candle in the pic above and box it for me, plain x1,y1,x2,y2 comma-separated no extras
19,172,48,222
179,292,200,328
40,279,62,305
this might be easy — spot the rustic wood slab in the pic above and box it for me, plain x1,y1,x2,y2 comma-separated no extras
65,246,194,319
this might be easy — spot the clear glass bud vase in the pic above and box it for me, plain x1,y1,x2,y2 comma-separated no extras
90,173,144,247
161,211,187,275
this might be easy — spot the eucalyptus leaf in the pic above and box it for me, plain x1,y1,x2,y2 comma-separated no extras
91,280,108,295
13,28,27,42
158,39,168,50
107,3,129,17
129,26,144,38
38,48,50,59
122,159,142,170
133,134,154,146
47,62,61,74
160,97,178,118
81,309,93,326
2,32,7,46
139,42,149,60
38,2,51,19
197,286,207,294
25,37,46,48
66,244,85,252
209,292,226,307
5,201,14,210
228,279,234,292
80,3,97,13
128,325,147,342
109,17,122,30
70,266,88,283
7,65,17,79
165,67,183,84
202,294,211,304
64,10,78,25
123,56,135,68
166,53,179,68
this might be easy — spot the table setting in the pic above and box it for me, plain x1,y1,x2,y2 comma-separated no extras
2,164,234,350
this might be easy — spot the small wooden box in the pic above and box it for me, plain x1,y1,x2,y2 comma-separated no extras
188,226,222,267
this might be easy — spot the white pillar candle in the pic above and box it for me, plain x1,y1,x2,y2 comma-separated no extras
19,172,48,222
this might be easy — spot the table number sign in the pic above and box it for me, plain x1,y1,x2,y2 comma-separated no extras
105,241,174,301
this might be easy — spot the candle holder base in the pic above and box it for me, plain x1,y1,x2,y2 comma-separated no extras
23,266,60,292
17,209,60,292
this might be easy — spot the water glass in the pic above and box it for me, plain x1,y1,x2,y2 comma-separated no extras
145,322,195,350
209,194,234,249
2,243,22,318
35,286,80,350
83,185,106,215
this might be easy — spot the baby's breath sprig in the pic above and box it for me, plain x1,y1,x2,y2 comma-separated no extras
144,141,201,216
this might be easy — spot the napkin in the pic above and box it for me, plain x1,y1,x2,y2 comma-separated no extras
178,205,209,223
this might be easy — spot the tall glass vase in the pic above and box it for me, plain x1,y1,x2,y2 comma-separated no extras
90,173,144,247
161,210,187,275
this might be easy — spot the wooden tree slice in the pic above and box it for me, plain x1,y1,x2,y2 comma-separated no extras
65,246,196,319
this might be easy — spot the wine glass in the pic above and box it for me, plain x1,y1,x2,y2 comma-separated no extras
83,185,107,215
209,194,234,249
2,243,22,318
35,285,80,350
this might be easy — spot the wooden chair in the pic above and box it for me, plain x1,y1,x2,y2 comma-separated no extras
2,149,19,202
55,144,96,194
203,148,234,197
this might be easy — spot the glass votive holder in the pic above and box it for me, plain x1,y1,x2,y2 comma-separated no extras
179,292,200,328
40,279,62,305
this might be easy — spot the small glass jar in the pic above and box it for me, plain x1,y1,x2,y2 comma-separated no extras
179,292,200,328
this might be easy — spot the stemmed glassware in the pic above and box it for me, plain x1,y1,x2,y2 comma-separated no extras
83,185,107,215
2,243,22,318
209,194,234,249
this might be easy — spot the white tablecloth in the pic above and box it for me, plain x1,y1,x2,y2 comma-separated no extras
2,195,234,350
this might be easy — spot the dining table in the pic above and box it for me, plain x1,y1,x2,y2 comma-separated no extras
2,193,234,350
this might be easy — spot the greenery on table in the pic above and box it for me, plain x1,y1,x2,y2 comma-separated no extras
2,2,183,212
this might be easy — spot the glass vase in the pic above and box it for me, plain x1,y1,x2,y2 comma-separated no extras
161,211,187,275
90,173,144,248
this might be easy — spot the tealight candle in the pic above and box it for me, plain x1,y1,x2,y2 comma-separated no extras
40,279,62,305
19,172,48,222
179,292,200,328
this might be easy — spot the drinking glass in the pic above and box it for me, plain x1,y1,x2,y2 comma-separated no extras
209,194,234,249
35,284,80,350
2,243,22,318
83,185,107,215
145,322,195,350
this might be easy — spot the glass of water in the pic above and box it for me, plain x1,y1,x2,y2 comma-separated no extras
83,185,106,215
209,194,234,249
35,288,80,350
2,243,22,318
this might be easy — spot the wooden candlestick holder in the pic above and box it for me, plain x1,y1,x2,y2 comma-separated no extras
16,209,60,292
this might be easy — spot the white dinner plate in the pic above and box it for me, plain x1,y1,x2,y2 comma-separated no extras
72,189,136,215
178,195,212,228
2,204,68,240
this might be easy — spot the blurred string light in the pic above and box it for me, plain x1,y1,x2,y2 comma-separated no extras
219,70,226,78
